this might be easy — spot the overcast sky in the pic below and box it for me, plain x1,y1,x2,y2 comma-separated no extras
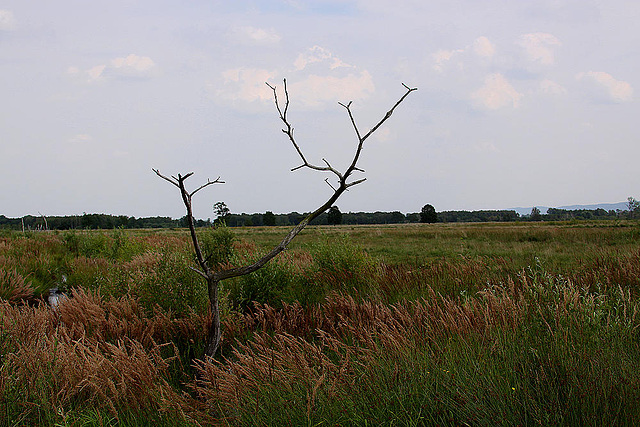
1,1,638,219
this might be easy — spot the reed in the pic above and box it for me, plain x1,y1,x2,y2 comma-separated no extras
193,273,640,425
0,290,209,425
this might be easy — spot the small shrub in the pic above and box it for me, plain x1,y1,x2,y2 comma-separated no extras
307,234,375,296
131,249,208,316
225,235,377,311
108,227,142,260
68,231,110,258
63,229,146,262
226,258,294,312
197,225,235,267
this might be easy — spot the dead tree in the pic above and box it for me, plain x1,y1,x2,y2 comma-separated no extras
154,80,416,358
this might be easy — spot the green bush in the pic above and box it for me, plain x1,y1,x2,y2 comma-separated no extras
119,248,208,316
63,228,146,261
64,230,109,258
197,225,235,267
225,235,377,311
61,240,207,315
226,259,294,312
307,234,375,295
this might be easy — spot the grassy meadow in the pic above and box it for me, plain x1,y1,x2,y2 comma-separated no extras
1,221,639,425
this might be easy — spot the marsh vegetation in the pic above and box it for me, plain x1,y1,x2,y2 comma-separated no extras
1,221,639,425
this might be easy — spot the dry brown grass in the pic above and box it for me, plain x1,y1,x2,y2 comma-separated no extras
7,330,177,414
0,267,34,302
195,285,529,423
572,249,640,292
0,290,212,424
1,270,637,424
0,288,208,347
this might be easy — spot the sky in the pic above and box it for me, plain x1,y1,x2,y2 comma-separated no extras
1,1,638,219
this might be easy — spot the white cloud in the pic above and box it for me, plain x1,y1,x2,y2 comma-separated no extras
87,65,106,82
539,79,567,95
294,45,352,71
473,36,495,58
235,26,281,45
80,54,156,83
518,33,561,66
216,68,374,109
218,67,277,102
474,141,500,153
432,36,495,73
289,70,375,108
471,73,522,110
576,71,633,102
111,54,155,73
0,9,16,31
218,46,372,109
432,49,464,72
69,134,93,143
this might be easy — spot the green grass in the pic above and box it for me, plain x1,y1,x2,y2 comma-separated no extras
232,220,640,265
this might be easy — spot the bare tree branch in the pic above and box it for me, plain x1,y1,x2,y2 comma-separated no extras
152,168,180,187
324,178,337,191
360,83,417,143
189,266,208,279
191,177,224,198
345,178,367,189
153,169,224,276
340,101,363,142
38,212,48,231
267,79,342,178
267,81,417,196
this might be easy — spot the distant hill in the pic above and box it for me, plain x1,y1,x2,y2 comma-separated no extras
512,202,629,216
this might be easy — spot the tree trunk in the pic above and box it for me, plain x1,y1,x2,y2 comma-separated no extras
204,277,221,358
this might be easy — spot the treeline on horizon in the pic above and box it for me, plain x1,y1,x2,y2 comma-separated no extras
0,206,633,231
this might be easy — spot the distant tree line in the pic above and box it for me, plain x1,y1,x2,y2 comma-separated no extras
0,214,202,231
2,200,638,231
541,208,628,221
437,210,520,223
0,210,423,230
222,210,408,227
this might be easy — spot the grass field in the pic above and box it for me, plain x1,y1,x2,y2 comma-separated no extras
235,221,640,265
1,221,639,425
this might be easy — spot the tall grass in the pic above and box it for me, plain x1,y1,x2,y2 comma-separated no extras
0,222,639,425
0,289,209,425
196,273,640,425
